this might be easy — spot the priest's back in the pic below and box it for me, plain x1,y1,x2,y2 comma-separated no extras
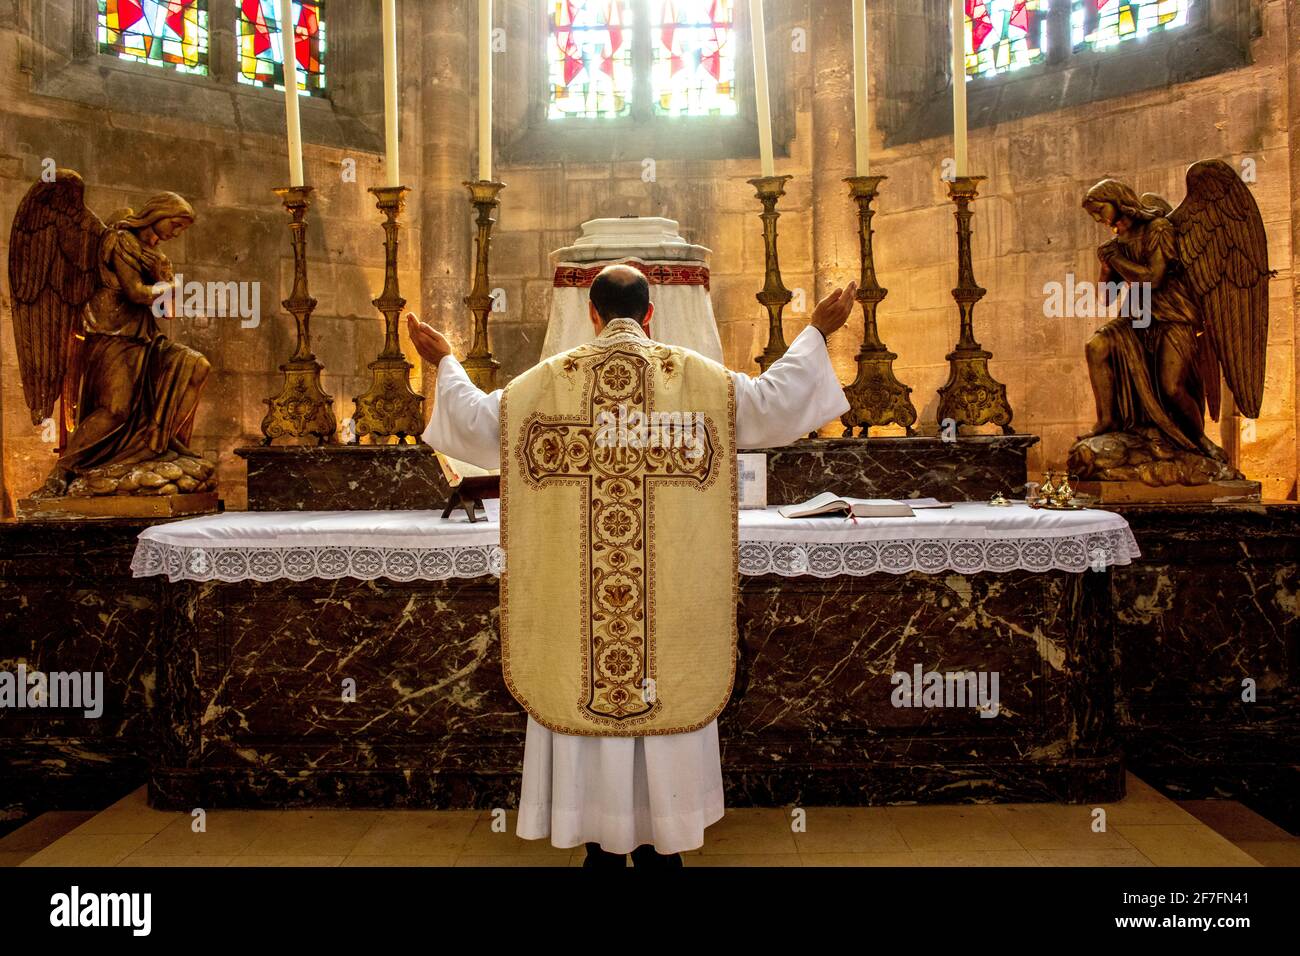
499,318,738,737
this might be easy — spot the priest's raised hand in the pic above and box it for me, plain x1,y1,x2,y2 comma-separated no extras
810,281,859,339
406,312,452,365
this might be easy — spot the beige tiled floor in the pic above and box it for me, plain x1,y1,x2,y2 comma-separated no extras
5,773,1294,867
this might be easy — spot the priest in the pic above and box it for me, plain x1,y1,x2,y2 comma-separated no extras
409,265,854,868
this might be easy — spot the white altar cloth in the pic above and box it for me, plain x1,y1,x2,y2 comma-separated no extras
131,502,1140,584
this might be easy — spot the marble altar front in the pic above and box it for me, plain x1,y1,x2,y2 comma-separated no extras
3,481,1296,831
136,504,1136,810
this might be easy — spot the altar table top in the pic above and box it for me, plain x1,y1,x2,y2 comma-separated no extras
131,502,1140,584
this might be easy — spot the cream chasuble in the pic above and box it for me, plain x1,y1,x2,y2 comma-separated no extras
500,318,737,737
425,323,849,853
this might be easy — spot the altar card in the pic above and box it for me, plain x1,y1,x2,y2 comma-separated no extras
737,453,768,510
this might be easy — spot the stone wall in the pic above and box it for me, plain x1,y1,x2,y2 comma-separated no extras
0,0,1296,509
1289,0,1300,492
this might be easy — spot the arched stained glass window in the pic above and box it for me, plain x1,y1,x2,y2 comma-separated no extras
1072,0,1191,51
652,1,738,116
964,1,1048,79
961,1,1195,81
237,0,327,95
549,1,633,118
548,0,739,119
98,0,210,74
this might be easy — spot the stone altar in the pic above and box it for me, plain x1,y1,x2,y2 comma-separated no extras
759,435,1038,504
0,519,162,824
136,505,1134,809
236,445,450,512
145,568,1118,809
3,500,1296,831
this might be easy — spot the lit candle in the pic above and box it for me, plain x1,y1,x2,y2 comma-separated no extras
279,0,304,187
950,0,968,177
749,0,774,177
382,0,399,186
852,0,869,176
478,0,492,182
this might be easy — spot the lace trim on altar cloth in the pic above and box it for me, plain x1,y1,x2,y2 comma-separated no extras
130,540,507,584
131,526,1140,583
738,527,1141,577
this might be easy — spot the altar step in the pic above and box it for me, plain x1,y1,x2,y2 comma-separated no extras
6,775,1296,868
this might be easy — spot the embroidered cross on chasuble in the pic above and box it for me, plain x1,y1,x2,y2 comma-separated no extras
500,318,738,736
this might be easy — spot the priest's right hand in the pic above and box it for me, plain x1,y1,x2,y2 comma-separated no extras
406,312,453,365
810,281,858,339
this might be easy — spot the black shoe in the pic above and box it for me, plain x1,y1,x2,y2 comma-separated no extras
582,842,627,869
630,844,684,869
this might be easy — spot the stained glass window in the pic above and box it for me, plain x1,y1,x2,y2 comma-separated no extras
549,1,633,118
237,0,327,95
964,0,1048,79
99,0,210,74
651,1,738,116
1072,0,1191,51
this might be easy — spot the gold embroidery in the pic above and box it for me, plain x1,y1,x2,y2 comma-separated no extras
518,346,717,722
500,318,738,737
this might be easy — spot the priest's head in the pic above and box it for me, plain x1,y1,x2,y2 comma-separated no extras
589,264,655,337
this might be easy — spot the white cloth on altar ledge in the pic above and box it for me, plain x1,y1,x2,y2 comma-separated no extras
423,324,848,854
544,271,725,364
128,503,1142,583
543,218,723,363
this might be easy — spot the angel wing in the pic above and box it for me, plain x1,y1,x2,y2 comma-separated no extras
1168,159,1272,419
7,169,106,426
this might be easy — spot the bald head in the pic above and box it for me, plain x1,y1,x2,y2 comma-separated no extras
589,264,651,324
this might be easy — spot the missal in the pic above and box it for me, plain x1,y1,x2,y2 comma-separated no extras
435,451,500,486
777,494,951,519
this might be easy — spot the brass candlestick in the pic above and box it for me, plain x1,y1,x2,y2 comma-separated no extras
261,185,336,445
749,175,794,371
840,175,917,437
351,185,424,443
461,179,506,391
936,175,1013,434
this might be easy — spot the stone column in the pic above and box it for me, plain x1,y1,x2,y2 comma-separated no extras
418,0,475,398
1289,0,1300,497
809,0,858,380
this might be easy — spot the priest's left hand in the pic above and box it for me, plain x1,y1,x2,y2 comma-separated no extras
406,313,453,365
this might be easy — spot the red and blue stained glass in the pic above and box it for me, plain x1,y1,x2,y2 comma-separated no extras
237,0,326,95
652,1,737,116
964,1,1048,78
99,0,210,74
1072,0,1191,51
549,1,633,118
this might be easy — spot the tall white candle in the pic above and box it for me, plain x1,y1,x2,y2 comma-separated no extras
382,0,400,186
478,0,492,182
279,0,304,187
950,0,968,177
749,0,774,177
852,0,869,176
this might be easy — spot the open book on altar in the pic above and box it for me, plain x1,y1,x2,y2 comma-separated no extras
777,493,951,519
434,451,499,487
